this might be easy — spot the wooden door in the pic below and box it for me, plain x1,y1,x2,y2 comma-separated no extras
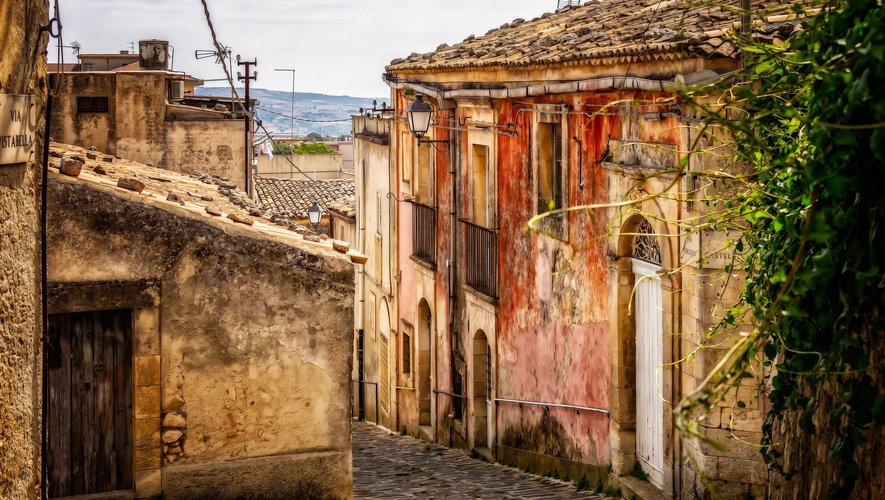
46,309,133,498
633,259,664,489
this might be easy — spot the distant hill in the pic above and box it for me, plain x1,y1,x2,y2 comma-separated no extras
195,87,387,138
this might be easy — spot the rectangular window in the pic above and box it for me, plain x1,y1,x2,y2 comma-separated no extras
401,131,413,184
471,144,490,227
402,332,411,375
415,142,432,204
453,368,464,421
376,191,382,236
536,121,567,237
486,345,492,400
76,97,109,113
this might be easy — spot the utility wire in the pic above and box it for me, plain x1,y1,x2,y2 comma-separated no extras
255,122,328,205
256,106,352,123
199,0,241,103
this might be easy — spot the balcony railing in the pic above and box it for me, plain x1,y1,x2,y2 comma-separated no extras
464,220,498,298
411,202,436,265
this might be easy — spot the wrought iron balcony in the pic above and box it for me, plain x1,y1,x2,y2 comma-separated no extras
411,202,436,266
463,220,498,298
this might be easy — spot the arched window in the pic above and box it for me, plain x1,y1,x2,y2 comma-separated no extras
632,219,661,265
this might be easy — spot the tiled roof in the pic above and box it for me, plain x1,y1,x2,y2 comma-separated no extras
48,143,366,264
254,178,356,220
387,0,816,72
327,195,357,220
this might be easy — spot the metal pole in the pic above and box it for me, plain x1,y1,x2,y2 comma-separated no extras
357,328,365,421
274,68,296,140
237,56,257,195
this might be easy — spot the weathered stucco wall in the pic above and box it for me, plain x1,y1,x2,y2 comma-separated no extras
113,73,167,165
257,153,344,180
0,1,48,497
165,120,244,188
52,72,246,189
47,179,354,499
493,95,613,468
51,73,116,154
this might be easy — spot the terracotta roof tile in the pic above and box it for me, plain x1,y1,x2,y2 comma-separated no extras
254,177,355,220
47,143,366,264
386,0,817,72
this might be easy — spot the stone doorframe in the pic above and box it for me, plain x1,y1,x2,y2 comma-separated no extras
47,280,163,499
607,214,681,495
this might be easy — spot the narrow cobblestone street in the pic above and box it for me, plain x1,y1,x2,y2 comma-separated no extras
352,422,602,499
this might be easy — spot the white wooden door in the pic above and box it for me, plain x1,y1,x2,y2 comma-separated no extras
633,258,664,489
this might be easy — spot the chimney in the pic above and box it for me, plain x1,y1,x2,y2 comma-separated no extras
138,40,169,70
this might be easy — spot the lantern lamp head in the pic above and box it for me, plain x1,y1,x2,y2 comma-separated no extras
308,202,322,228
406,94,434,139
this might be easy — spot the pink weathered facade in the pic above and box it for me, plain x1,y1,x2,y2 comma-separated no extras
353,1,813,498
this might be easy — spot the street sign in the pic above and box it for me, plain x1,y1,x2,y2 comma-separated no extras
0,95,36,165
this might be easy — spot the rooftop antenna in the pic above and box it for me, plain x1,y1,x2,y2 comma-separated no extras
195,44,235,100
70,41,81,55
128,41,135,54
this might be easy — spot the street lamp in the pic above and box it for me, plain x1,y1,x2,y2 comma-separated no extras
274,68,296,140
406,94,448,145
308,202,323,232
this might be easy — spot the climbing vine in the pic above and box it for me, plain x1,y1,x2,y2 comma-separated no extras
674,0,885,496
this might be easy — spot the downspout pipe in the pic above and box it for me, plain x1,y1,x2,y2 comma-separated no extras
40,83,53,500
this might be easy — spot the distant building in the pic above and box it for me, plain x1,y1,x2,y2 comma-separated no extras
50,40,255,191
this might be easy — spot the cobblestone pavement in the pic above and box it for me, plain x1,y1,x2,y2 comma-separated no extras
353,421,602,499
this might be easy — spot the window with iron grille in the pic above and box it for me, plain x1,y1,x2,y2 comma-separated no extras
76,97,109,113
402,332,411,375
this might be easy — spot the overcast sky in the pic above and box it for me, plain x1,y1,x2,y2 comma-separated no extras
50,0,556,97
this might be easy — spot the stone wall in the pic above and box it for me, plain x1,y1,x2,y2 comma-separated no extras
47,178,354,499
0,1,48,498
51,72,246,189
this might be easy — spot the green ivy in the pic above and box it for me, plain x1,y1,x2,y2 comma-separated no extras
675,1,884,496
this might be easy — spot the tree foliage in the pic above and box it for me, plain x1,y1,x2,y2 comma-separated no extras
675,1,885,496
272,142,338,155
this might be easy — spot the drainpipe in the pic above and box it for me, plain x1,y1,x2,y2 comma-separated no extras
447,109,460,432
357,328,365,420
40,83,53,500
387,117,398,430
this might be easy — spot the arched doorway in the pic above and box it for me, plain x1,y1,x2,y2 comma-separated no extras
472,330,491,449
632,218,664,488
417,300,433,427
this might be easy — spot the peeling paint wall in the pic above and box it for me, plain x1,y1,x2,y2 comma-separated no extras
47,180,354,499
0,1,48,497
51,72,245,188
492,95,615,468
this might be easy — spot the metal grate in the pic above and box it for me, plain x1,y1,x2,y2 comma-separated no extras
76,96,109,113
464,220,498,298
411,202,437,265
632,219,662,264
